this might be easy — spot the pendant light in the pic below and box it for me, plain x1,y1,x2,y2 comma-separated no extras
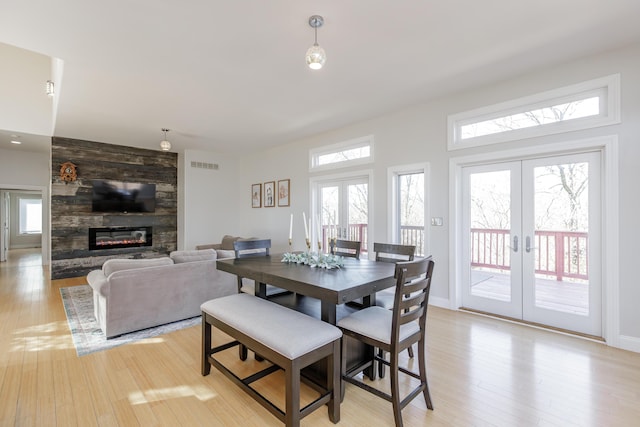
305,15,326,70
160,128,171,151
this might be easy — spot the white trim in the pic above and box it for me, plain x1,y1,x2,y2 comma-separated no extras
387,163,431,258
309,135,374,172
618,335,640,353
448,74,621,150
449,135,619,347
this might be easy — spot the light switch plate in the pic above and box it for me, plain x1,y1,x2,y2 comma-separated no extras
431,217,443,226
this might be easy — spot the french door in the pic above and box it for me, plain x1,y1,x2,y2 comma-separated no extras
461,152,602,336
316,177,369,254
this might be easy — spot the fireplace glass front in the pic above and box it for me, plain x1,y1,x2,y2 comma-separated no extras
89,226,153,250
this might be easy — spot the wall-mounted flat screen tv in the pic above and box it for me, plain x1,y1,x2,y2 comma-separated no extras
92,180,156,213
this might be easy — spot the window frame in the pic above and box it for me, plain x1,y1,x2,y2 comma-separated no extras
309,135,374,172
387,163,430,258
447,74,621,150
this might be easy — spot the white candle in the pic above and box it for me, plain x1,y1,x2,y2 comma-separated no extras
316,213,322,246
332,211,337,238
289,213,293,240
303,212,309,240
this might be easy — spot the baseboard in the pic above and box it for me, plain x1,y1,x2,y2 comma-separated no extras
617,335,640,353
428,296,450,309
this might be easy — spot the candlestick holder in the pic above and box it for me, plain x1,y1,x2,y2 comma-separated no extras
329,237,337,255
305,238,311,250
288,238,292,249
317,241,322,251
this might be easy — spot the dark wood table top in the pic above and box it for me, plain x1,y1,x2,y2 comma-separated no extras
216,254,396,306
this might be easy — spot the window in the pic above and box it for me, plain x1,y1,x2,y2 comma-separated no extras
448,74,620,150
19,198,42,234
389,163,430,257
310,136,374,171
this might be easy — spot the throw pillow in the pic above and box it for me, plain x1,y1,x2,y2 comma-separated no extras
221,235,241,250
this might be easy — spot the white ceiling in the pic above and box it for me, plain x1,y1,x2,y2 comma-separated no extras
1,1,640,154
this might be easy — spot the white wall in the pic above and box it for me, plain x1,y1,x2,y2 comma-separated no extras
181,149,241,250
0,42,53,136
227,43,640,352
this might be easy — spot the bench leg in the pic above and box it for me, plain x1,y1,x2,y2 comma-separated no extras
202,314,211,376
328,340,341,423
285,363,301,427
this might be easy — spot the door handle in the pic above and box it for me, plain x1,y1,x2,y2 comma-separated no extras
525,236,537,253
508,235,518,253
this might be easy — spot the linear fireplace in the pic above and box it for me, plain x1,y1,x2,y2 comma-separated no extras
89,226,153,250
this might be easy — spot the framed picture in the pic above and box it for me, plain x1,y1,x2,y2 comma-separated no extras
251,183,262,208
278,179,290,207
264,181,275,207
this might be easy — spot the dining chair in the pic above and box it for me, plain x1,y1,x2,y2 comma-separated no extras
337,257,435,427
332,239,361,259
373,243,417,376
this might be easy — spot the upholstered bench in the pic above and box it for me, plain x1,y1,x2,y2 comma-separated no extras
201,293,342,427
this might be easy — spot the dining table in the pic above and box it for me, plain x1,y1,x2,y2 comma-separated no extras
216,254,398,380
216,254,397,324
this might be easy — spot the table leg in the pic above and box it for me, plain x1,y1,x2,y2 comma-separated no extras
362,293,377,380
255,281,267,299
320,301,337,325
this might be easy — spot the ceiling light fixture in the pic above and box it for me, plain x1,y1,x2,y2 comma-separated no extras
10,140,22,145
305,15,326,70
46,80,55,96
160,128,171,151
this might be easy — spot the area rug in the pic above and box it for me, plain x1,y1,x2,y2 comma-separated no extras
60,285,201,356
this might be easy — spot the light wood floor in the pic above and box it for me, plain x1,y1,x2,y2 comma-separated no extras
1,249,639,426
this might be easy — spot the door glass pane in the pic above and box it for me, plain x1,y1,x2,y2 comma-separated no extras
532,162,589,315
321,185,339,251
347,183,368,255
399,173,425,256
469,170,512,301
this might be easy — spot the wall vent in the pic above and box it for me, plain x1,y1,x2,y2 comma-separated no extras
190,161,219,170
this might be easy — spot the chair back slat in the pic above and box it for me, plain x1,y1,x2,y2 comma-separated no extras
334,239,361,259
391,257,434,343
374,243,416,263
233,239,271,258
400,305,424,325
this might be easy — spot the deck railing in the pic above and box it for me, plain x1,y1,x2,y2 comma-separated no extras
470,228,588,281
321,224,425,256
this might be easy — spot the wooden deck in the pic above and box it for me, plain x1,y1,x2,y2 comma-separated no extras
471,269,589,315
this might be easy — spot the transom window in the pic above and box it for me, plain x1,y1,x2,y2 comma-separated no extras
448,74,620,150
310,136,374,171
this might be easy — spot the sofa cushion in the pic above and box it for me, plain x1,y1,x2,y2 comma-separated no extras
170,249,217,263
103,257,173,277
221,235,241,250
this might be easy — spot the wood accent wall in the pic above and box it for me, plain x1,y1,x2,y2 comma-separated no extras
51,137,178,279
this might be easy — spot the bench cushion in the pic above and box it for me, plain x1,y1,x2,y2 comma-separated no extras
201,294,341,359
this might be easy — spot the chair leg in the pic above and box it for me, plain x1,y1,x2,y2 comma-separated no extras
378,348,386,378
328,340,341,423
418,338,433,410
239,344,248,361
407,345,414,358
389,350,404,427
340,337,348,402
